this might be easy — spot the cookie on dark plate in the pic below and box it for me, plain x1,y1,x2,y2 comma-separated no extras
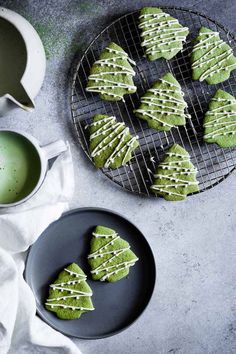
45,263,94,320
88,225,139,282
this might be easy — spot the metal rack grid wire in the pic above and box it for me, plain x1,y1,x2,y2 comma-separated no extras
70,7,236,197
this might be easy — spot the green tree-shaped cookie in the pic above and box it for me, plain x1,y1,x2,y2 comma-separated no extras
88,225,139,282
139,7,189,61
203,89,236,147
134,73,190,131
89,114,139,169
150,144,199,201
86,42,136,101
45,263,94,320
191,27,236,84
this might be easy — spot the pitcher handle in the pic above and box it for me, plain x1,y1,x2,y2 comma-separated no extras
41,140,67,160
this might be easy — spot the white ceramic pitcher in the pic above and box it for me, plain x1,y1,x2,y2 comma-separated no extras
0,7,46,115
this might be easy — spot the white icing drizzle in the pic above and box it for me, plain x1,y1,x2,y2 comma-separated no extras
159,165,196,172
106,47,136,66
46,266,94,313
86,45,136,100
89,70,134,76
204,114,236,127
139,12,169,22
141,20,179,36
92,231,117,238
100,261,137,281
160,78,181,88
88,247,129,259
88,235,121,259
87,78,136,91
142,96,185,106
45,303,94,311
149,88,183,95
88,88,125,101
154,171,196,177
211,98,235,102
205,120,236,128
151,149,198,197
50,279,83,287
89,116,115,127
49,285,92,295
135,110,173,127
165,152,189,157
199,53,234,81
105,135,138,168
159,159,189,165
150,185,184,197
91,248,131,273
192,30,236,81
149,47,182,54
192,32,218,52
90,116,138,167
154,174,199,185
90,123,118,140
90,123,126,157
92,60,134,73
204,123,236,138
88,229,138,280
136,78,189,127
104,127,129,167
47,295,87,301
192,48,231,69
204,96,236,139
64,268,86,278
192,39,222,53
121,137,138,165
139,10,188,57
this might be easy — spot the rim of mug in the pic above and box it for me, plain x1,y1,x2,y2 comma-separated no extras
0,8,29,99
0,129,47,208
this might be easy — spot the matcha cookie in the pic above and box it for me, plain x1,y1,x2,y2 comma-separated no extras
139,7,189,61
45,263,94,320
88,225,139,282
203,89,236,147
191,27,236,84
89,114,139,169
150,144,199,201
134,73,190,131
86,42,136,101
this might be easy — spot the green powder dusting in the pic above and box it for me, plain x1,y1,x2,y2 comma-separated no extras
32,23,54,59
76,1,104,14
14,2,104,60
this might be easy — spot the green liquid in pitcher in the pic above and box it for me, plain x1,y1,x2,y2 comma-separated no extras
0,132,41,204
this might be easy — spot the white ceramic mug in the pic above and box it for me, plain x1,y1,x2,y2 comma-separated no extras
0,7,46,115
0,129,67,207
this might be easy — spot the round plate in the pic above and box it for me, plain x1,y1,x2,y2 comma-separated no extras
25,207,156,339
71,7,236,196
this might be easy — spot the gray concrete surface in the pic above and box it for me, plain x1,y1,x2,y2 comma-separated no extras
0,0,235,353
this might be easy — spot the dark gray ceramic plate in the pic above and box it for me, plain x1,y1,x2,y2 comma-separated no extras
25,207,156,339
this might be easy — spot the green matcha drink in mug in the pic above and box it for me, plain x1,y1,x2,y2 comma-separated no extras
0,129,67,207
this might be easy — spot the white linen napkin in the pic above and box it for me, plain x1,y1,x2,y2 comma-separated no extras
0,145,81,354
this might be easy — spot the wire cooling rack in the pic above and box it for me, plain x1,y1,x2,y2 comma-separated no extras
70,7,236,197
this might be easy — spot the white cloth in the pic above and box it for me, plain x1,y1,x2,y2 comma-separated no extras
0,146,81,354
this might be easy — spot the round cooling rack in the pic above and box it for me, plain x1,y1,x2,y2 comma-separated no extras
70,7,236,197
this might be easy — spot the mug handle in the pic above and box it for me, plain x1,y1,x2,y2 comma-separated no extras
42,140,67,160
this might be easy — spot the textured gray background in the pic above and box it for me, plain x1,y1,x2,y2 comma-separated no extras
0,0,236,353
